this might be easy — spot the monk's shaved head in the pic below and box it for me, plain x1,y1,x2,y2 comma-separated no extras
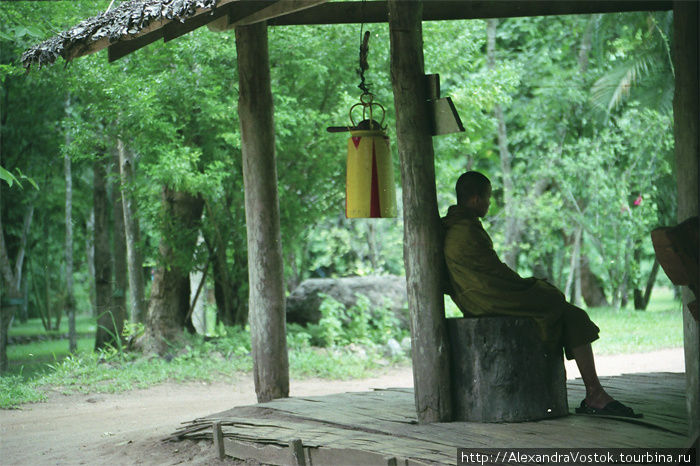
456,171,491,206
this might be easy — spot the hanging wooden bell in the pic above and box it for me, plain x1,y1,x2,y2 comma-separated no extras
344,98,397,218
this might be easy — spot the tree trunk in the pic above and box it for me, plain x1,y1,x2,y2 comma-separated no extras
94,157,116,351
0,296,20,373
189,245,209,334
203,199,245,327
236,21,289,403
0,205,33,372
580,255,609,307
619,237,634,309
112,148,128,344
634,259,660,311
564,227,582,306
388,0,452,423
366,222,379,271
20,274,28,323
142,187,203,355
487,18,519,270
209,240,234,326
612,284,623,309
532,251,555,284
29,255,49,331
448,317,568,422
672,0,699,440
231,246,249,326
118,140,146,323
85,208,97,317
64,124,77,353
42,211,54,330
574,232,583,307
208,238,247,327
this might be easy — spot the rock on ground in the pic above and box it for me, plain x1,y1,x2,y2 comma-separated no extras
286,275,409,329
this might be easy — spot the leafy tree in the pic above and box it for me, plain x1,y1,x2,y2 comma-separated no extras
590,11,674,116
0,2,679,374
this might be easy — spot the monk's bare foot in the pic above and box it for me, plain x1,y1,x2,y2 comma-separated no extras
584,387,614,409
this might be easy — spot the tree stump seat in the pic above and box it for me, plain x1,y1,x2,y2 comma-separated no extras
447,316,568,422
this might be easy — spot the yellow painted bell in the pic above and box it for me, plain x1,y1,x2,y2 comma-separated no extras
346,126,397,218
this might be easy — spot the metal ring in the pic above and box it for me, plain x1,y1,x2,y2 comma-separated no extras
349,99,386,130
359,92,374,104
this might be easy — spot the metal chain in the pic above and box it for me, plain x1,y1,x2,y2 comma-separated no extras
357,0,371,98
358,29,371,96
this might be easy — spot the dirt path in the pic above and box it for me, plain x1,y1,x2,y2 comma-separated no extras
0,349,685,465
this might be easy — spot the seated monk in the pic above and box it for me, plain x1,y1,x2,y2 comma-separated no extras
443,170,641,418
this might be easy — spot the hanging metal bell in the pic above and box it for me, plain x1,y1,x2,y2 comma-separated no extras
346,124,397,218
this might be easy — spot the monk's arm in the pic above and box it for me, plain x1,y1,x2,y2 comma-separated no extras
466,226,533,285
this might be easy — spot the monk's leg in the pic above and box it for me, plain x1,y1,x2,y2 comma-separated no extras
571,343,613,409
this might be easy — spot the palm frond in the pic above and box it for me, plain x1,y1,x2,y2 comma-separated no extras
590,54,666,114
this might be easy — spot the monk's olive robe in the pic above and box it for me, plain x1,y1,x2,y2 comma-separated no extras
443,204,599,359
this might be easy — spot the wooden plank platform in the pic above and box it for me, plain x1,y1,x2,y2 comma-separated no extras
168,372,691,465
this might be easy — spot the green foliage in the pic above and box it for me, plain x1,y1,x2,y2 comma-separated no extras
121,321,145,342
2,320,407,407
2,286,682,408
546,106,674,302
437,12,679,307
1,3,681,375
305,293,405,348
0,375,46,408
30,333,254,396
0,166,39,190
288,346,389,380
317,294,347,347
590,12,674,115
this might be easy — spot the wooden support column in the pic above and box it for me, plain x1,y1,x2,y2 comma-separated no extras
388,0,452,423
672,0,699,440
235,21,289,403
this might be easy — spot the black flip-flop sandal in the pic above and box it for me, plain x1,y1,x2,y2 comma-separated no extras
575,400,643,418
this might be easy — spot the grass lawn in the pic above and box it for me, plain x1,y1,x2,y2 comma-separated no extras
7,315,96,379
444,286,684,355
586,287,684,355
9,315,95,338
7,337,95,379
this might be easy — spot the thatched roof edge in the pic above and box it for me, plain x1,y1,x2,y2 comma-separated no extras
21,0,220,70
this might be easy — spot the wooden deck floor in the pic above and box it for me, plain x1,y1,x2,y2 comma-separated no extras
169,372,691,465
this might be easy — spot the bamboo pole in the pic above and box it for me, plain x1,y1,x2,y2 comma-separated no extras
235,21,290,402
388,0,452,423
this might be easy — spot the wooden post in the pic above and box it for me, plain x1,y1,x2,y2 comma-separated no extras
672,0,699,440
388,0,452,423
289,439,306,466
235,21,290,402
212,421,225,460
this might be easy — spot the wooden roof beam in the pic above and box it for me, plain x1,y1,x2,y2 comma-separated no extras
163,5,232,42
207,1,274,32
268,0,673,25
108,25,164,62
234,0,329,26
72,0,676,64
207,0,329,31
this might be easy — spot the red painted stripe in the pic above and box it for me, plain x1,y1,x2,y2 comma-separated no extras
351,136,362,149
370,141,381,218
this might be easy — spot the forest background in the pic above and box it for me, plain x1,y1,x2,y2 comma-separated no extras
0,2,681,400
